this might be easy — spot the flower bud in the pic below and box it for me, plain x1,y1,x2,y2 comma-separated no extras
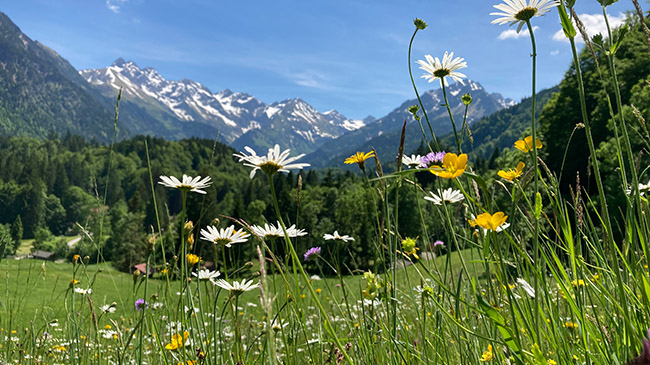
461,93,472,106
413,18,428,30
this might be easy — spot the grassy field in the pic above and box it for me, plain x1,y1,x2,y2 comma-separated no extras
0,248,478,329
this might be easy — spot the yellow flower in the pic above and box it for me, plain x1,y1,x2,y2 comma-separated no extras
571,279,586,287
165,331,190,351
72,254,80,263
344,151,375,171
469,212,508,231
480,344,494,361
401,238,420,259
52,345,67,352
430,153,467,179
177,361,196,365
497,162,525,181
186,254,200,266
104,325,112,330
69,279,79,287
564,321,578,329
514,136,542,153
548,360,557,365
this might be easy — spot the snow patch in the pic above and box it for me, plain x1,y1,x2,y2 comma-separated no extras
265,106,280,119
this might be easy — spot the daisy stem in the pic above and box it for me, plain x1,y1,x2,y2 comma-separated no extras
408,27,438,153
267,173,353,365
179,190,188,323
440,82,462,154
525,19,541,344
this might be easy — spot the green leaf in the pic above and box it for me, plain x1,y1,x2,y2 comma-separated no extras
535,192,542,219
610,22,629,55
566,0,576,7
596,0,619,6
558,5,576,39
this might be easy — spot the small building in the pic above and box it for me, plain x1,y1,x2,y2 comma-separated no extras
30,250,55,260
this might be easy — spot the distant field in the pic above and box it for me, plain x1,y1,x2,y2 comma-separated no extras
0,248,480,328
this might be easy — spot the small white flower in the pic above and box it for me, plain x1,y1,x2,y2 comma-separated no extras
516,278,536,298
214,278,260,294
323,231,355,242
310,274,321,281
402,154,423,169
74,288,92,295
158,174,212,194
100,304,116,313
417,52,467,87
424,188,464,205
192,268,220,283
200,225,250,247
250,222,308,239
234,144,310,179
491,0,559,33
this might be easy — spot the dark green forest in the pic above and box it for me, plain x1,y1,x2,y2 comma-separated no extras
0,134,449,275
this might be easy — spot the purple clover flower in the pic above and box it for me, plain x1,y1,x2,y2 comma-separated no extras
419,151,446,168
304,247,322,262
135,298,149,311
433,240,445,248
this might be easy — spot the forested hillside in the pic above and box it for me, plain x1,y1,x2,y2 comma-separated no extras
0,135,442,273
539,14,650,214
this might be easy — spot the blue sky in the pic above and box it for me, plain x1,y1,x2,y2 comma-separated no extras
2,0,634,119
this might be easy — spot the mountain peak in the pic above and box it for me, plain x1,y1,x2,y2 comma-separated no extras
112,58,128,67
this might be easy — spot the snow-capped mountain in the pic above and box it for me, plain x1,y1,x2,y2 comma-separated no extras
306,80,515,168
80,59,365,154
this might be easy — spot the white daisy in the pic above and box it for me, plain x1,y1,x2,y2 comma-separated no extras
250,222,308,239
491,0,560,32
158,174,212,194
192,268,220,283
323,231,355,242
234,144,310,179
100,304,116,313
200,225,250,247
424,188,464,205
417,52,467,87
214,278,260,294
74,287,92,295
402,154,423,169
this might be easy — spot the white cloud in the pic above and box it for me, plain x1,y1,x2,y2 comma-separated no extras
293,70,329,89
553,13,626,43
106,0,129,14
550,50,560,56
498,26,539,40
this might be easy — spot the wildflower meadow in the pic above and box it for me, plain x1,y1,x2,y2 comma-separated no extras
3,0,650,364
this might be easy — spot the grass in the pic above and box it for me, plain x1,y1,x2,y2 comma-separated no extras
0,248,477,328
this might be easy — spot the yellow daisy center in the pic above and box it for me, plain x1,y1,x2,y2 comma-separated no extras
515,7,537,21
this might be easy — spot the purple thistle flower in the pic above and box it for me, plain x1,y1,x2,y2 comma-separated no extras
135,298,149,311
419,151,446,168
304,247,322,262
433,240,445,248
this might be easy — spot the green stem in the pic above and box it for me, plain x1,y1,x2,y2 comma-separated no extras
408,28,438,152
525,19,542,344
267,173,353,365
440,82,462,153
